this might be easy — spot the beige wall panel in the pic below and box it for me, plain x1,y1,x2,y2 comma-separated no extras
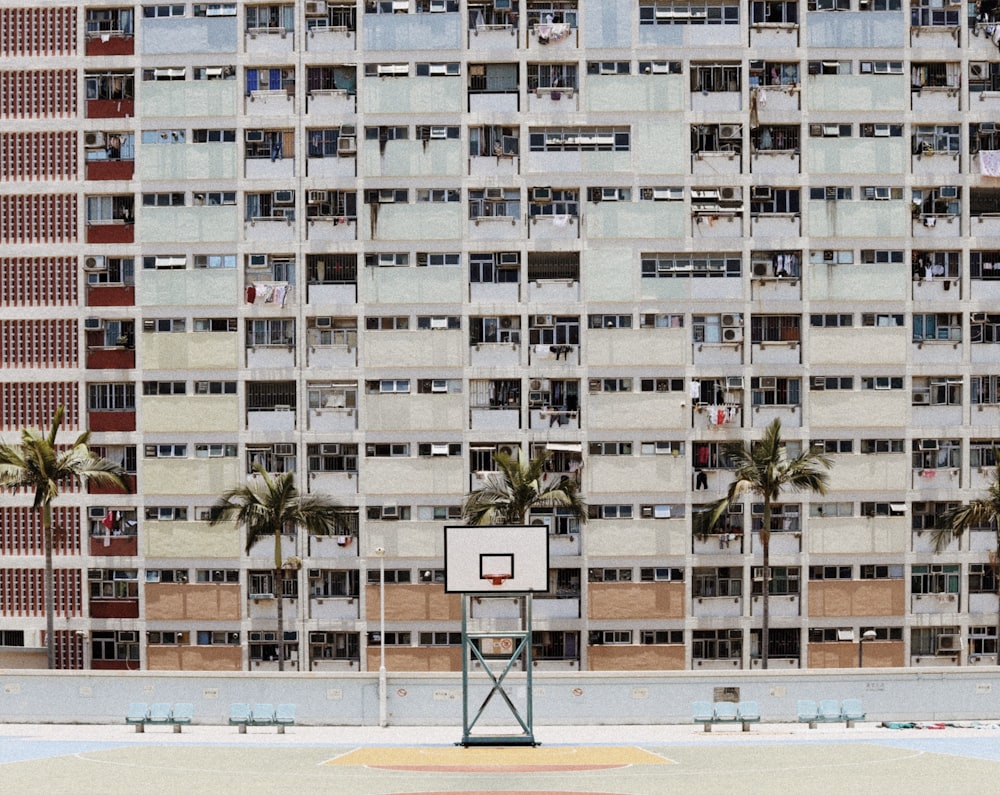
138,270,239,308
141,395,240,433
146,645,242,671
366,584,462,621
144,520,242,559
588,644,685,671
586,456,688,494
807,580,905,618
807,516,908,554
585,328,686,367
145,583,241,621
586,520,688,557
364,458,465,496
588,582,684,620
143,459,241,496
364,394,466,432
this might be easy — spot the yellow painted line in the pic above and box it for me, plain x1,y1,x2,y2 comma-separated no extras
326,745,673,768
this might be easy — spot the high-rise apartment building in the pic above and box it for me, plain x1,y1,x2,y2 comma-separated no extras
2,0,999,673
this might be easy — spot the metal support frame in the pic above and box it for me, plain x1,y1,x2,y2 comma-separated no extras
459,592,537,746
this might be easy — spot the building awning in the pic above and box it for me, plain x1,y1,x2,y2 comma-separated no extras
546,442,582,452
889,503,907,513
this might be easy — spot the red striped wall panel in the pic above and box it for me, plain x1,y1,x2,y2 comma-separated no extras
0,506,81,556
0,131,77,181
0,194,77,244
0,257,78,307
0,319,78,369
0,381,79,431
0,7,77,57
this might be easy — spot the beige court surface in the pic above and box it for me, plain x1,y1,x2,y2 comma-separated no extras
3,722,1000,794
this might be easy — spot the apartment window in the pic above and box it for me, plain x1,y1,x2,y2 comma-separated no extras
307,382,356,411
807,0,848,8
194,381,237,395
912,377,961,406
971,251,1000,280
807,60,851,75
365,316,408,331
809,376,852,391
246,192,294,221
913,187,960,217
640,0,740,24
911,439,961,470
469,379,520,409
639,568,684,583
810,314,853,327
247,318,294,347
588,314,632,329
641,313,684,328
194,568,239,584
528,127,630,152
307,444,359,473
587,61,630,75
639,378,685,393
86,71,135,101
532,631,579,661
640,630,684,644
751,566,799,595
911,0,959,25
641,253,741,278
469,317,521,345
691,63,741,92
469,125,519,158
193,129,236,143
366,379,410,394
364,63,409,78
469,252,520,284
416,505,462,521
808,186,853,200
417,443,462,457
862,187,904,201
194,444,237,458
972,375,1000,405
638,60,683,74
809,123,851,138
587,379,631,395
810,249,854,265
861,249,905,265
416,189,460,203
751,125,799,151
970,564,997,594
418,632,462,646
749,59,799,86
912,564,959,595
144,445,187,460
693,568,741,597
192,318,236,333
860,564,904,579
641,441,685,455
88,383,135,411
469,189,520,219
588,631,632,646
307,569,358,599
809,565,852,580
809,500,854,517
589,441,633,456
142,381,186,396
693,441,739,469
751,377,801,406
592,505,633,520
306,65,357,94
749,188,800,215
639,186,683,201
528,188,579,217
969,441,1000,468
366,569,411,585
912,627,960,656
528,316,579,349
245,67,294,93
861,439,905,453
307,127,356,158
913,313,961,343
141,130,185,145
193,65,235,81
913,125,960,155
365,252,408,268
309,631,359,660
750,315,800,344
91,631,139,662
912,501,958,531
588,568,632,582
860,123,903,137
692,629,742,660
861,502,905,518
862,313,904,327
87,195,134,224
89,569,139,599
245,130,292,161
527,63,578,92
246,4,294,30
751,503,800,533
366,443,409,458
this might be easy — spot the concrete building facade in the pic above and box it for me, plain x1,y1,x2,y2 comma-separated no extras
2,0,1000,672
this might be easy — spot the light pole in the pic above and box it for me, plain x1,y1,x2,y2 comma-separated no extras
374,546,387,727
858,629,877,667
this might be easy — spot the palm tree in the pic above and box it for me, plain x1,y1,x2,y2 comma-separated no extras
462,448,587,527
694,419,831,669
211,466,350,671
0,406,128,669
933,460,1000,663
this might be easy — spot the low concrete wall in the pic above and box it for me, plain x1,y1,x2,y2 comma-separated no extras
1,668,997,726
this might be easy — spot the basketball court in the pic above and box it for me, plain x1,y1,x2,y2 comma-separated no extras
4,721,1000,794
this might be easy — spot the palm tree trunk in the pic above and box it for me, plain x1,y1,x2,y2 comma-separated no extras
760,501,770,671
275,566,285,672
43,502,55,670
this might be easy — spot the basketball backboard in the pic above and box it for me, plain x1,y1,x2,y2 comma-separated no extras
444,525,550,594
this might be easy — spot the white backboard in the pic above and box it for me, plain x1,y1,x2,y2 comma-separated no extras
444,525,550,594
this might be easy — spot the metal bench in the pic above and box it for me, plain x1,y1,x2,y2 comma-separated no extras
126,702,192,733
693,700,760,732
798,698,864,728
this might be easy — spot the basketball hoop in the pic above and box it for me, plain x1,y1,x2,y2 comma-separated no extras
482,573,511,587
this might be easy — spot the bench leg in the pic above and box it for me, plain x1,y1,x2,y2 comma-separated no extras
134,724,144,734
277,725,285,735
741,722,750,732
239,724,247,734
808,721,817,730
173,724,182,734
703,723,712,733
846,720,855,729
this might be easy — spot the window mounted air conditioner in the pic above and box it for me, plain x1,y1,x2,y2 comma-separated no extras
307,190,328,204
84,317,103,331
430,126,447,139
143,319,155,331
939,186,958,199
937,634,961,653
337,136,356,154
314,316,333,329
245,130,264,143
600,187,621,201
274,190,294,204
973,312,988,322
155,256,185,269
429,318,448,329
719,124,741,140
920,438,938,449
972,63,988,80
430,443,449,454
84,256,107,271
723,327,743,342
89,506,108,520
377,254,398,267
825,186,837,201
981,123,998,133
430,0,446,10
913,392,930,404
85,132,106,148
720,186,741,201
751,186,772,200
753,262,769,277
305,0,327,15
641,187,654,200
722,314,742,327
248,254,268,269
533,314,553,327
874,124,891,137
498,252,519,267
822,125,840,137
531,187,552,202
380,505,399,520
726,376,744,390
485,187,505,201
274,444,295,456
760,376,777,389
430,380,448,393
811,377,827,390
320,444,340,455
692,189,720,200
378,190,397,204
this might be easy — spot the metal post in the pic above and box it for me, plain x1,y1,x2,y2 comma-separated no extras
375,546,387,727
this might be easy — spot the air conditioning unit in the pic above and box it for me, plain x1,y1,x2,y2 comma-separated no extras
430,126,447,139
920,438,938,450
143,319,155,331
533,314,553,327
305,0,327,14
245,130,264,143
641,187,654,200
377,254,397,267
89,506,108,520
84,131,106,148
825,186,837,201
720,186,741,201
248,254,268,269
485,187,505,201
429,317,448,329
751,186,772,200
314,316,333,328
83,255,107,271
600,187,620,201
320,444,340,455
753,261,769,277
811,376,827,390
377,189,397,204
719,124,741,140
972,312,988,322
721,314,742,327
84,317,103,331
380,505,399,520
498,252,519,267
723,327,743,343
981,123,998,133
726,376,744,390
913,392,930,405
530,515,553,530
430,443,449,455
337,136,356,155
531,187,552,202
937,634,961,653
760,376,777,389
939,186,959,199
307,190,327,204
971,62,988,79
274,444,295,456
274,190,294,204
